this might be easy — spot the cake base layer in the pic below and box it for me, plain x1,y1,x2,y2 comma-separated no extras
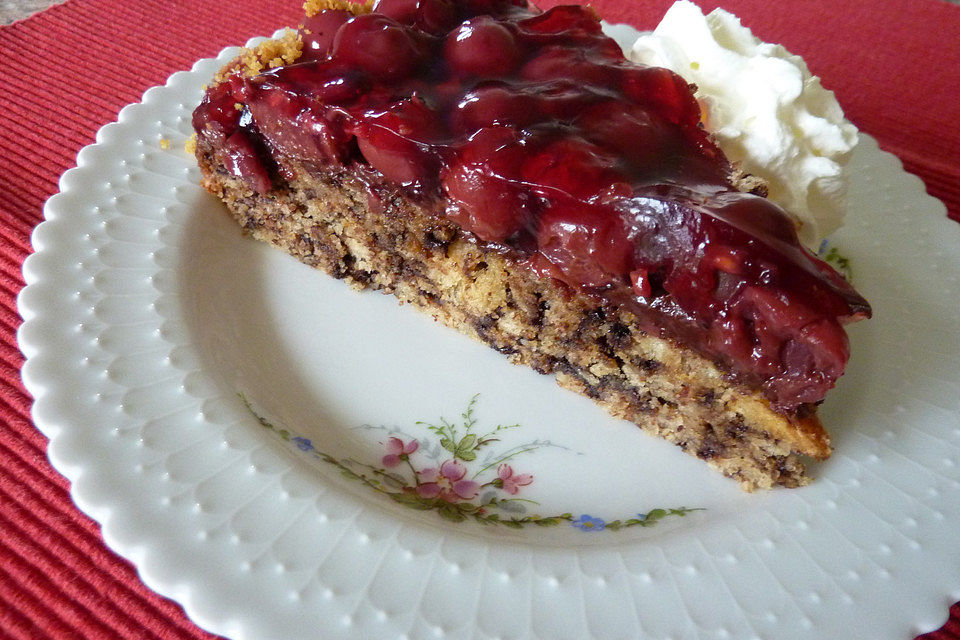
197,140,830,490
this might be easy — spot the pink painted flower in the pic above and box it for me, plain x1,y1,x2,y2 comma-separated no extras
416,460,479,502
382,437,418,468
497,464,533,495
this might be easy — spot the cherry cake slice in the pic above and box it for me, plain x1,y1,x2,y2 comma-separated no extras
192,0,870,489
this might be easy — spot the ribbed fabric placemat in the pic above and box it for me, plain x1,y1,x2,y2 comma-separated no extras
1,0,958,637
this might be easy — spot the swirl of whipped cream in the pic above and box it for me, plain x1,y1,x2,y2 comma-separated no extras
629,1,858,250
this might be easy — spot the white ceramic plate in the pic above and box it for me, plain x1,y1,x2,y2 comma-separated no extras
18,29,960,640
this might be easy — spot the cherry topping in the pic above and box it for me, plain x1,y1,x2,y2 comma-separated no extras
373,0,457,34
630,268,652,299
712,192,802,246
518,5,603,35
620,65,701,127
245,69,357,163
218,131,272,194
300,10,353,61
521,137,626,202
415,0,458,34
519,45,611,86
332,14,425,81
449,84,538,133
442,126,532,241
192,80,242,142
444,16,521,77
461,0,526,16
193,0,871,410
537,200,633,288
355,98,441,185
576,101,681,177
372,0,420,24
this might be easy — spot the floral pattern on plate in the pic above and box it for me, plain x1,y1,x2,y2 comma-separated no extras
244,394,702,530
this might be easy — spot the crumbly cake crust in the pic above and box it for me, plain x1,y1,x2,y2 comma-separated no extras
196,136,831,490
303,0,372,17
212,29,304,84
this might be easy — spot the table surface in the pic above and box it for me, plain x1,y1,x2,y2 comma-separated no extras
2,0,960,23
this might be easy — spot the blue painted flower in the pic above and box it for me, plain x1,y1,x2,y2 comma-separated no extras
636,512,648,521
292,436,314,451
572,514,605,532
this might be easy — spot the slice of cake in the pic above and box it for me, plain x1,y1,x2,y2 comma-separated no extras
191,0,871,490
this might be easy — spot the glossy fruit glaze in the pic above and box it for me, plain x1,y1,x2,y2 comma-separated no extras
193,0,871,411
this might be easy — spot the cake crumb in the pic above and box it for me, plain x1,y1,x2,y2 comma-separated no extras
214,28,304,83
185,133,197,155
159,138,171,150
730,166,769,197
303,0,372,17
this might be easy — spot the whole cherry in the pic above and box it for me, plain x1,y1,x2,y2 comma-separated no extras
444,16,521,77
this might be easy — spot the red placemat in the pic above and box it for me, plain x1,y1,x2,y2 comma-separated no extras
1,0,958,637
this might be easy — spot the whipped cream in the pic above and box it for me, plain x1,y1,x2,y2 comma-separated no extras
629,1,858,250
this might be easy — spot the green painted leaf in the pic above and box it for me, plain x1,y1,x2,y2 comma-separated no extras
822,246,852,280
458,450,477,461
440,438,456,453
380,474,406,488
389,493,432,510
438,506,466,522
458,433,477,451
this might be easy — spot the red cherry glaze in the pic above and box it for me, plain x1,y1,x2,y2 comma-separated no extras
219,131,273,194
461,0,526,16
444,16,521,77
332,14,425,80
520,45,614,86
518,5,604,35
354,98,441,185
373,0,420,24
193,0,871,410
449,84,539,133
520,137,626,202
192,80,241,142
441,126,532,241
537,200,633,288
620,65,701,127
301,10,354,61
630,268,652,299
576,101,679,179
416,0,458,34
244,67,359,164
